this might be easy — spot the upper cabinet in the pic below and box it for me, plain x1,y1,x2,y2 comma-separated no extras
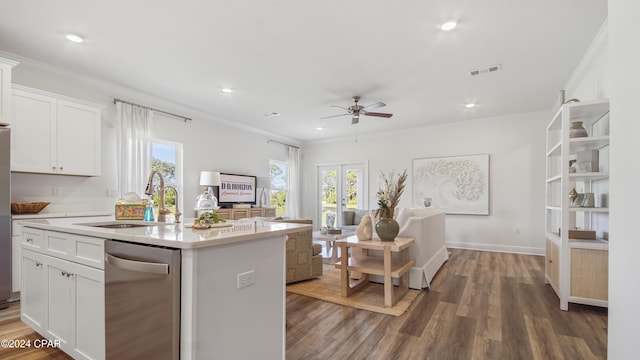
0,57,19,126
11,85,102,176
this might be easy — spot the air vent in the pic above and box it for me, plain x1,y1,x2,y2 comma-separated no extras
469,64,502,76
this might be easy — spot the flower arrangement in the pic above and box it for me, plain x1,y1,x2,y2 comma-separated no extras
376,169,408,219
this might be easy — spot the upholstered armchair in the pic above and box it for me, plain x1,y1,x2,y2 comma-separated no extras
395,207,448,289
271,219,323,283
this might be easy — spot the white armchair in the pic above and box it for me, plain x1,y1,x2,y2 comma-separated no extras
395,207,448,289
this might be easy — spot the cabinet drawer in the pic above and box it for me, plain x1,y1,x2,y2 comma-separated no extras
22,228,44,250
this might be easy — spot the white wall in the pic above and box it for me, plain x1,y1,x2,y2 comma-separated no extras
607,1,640,358
6,53,292,217
302,111,549,254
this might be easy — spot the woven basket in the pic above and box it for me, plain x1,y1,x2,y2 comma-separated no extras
10,202,50,214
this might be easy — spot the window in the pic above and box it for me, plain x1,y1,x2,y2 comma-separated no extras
269,160,288,216
151,140,183,215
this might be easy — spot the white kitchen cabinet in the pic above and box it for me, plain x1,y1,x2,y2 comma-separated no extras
11,221,23,292
11,85,102,176
0,56,18,126
45,254,105,360
21,249,46,334
21,228,105,360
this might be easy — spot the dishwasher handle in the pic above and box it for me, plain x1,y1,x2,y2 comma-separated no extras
106,253,170,275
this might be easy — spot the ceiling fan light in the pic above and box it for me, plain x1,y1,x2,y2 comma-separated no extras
440,21,457,31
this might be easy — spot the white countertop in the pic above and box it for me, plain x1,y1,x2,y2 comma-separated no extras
19,217,311,249
12,211,113,220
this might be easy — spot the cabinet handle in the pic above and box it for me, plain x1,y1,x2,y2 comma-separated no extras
62,271,67,276
60,166,64,171
26,237,33,242
52,166,56,170
35,262,42,267
66,273,73,278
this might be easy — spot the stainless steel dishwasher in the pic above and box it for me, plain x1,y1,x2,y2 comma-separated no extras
105,240,181,360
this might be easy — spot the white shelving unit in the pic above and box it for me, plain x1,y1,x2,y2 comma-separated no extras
545,99,609,310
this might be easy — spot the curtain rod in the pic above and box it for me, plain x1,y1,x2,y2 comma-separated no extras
268,139,300,149
113,98,192,122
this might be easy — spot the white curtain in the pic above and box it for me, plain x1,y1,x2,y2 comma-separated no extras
116,102,153,198
287,146,301,218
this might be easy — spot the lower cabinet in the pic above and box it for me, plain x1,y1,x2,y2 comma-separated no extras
545,239,559,291
570,248,608,301
21,229,105,360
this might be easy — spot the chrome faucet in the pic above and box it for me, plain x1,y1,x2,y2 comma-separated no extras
164,186,182,223
144,170,171,222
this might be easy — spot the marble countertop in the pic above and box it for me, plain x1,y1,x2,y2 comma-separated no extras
19,217,311,249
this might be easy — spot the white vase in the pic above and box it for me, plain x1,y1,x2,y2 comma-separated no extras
357,214,373,240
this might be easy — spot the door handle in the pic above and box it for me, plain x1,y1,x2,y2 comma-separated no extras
106,253,170,275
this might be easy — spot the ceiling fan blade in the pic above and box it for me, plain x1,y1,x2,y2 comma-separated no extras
320,113,350,119
363,112,393,118
330,105,349,110
361,102,386,112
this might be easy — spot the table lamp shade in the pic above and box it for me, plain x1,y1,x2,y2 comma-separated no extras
257,176,271,189
199,171,221,186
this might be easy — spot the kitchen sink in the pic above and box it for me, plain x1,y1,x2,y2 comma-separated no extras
75,221,164,229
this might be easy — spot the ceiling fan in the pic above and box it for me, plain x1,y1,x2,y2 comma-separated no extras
322,96,393,124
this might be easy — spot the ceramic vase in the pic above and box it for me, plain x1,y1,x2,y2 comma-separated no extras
569,121,588,138
375,217,399,242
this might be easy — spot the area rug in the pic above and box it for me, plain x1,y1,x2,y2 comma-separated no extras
286,264,421,316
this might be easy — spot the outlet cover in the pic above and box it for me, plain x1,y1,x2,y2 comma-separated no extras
237,270,255,289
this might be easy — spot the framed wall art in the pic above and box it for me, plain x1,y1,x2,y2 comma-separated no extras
412,154,490,215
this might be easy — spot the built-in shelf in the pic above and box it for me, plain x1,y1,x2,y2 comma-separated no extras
569,207,609,213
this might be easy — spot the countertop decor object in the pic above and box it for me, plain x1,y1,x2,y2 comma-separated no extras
10,201,50,214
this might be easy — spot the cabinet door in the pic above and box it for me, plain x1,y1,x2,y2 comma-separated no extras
11,89,56,173
56,100,101,176
45,256,75,352
21,249,47,334
73,262,105,360
571,248,608,301
545,239,559,289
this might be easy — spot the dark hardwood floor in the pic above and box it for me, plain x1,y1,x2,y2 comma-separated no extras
0,249,607,359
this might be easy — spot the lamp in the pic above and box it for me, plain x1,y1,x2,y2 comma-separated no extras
256,176,271,207
195,171,221,210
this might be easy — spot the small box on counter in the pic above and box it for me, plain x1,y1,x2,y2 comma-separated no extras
568,229,597,240
115,203,146,220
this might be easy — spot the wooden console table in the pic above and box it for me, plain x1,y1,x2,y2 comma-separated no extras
335,236,415,307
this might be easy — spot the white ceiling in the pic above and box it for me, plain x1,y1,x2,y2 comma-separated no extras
0,0,607,142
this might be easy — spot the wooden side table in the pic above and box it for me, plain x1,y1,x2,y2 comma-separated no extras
335,236,415,307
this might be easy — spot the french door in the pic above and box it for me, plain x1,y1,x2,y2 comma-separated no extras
317,162,368,228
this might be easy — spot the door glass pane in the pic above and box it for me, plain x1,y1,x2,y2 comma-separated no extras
320,169,337,228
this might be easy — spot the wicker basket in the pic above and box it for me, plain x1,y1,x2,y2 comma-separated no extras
10,202,50,214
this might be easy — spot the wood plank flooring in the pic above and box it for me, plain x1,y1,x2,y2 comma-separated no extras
0,249,607,359
286,249,607,359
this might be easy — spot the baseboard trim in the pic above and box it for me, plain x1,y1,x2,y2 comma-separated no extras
446,241,544,256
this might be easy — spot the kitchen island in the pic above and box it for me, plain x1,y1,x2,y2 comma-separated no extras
19,217,311,360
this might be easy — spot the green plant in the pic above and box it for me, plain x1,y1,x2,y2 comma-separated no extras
196,211,226,224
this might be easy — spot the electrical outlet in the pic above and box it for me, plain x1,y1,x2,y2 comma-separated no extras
53,187,62,197
515,227,521,235
237,270,255,289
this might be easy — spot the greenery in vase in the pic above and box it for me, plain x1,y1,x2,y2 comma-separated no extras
376,169,408,219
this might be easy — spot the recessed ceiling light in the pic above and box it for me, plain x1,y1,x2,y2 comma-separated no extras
66,34,84,43
465,103,476,108
440,21,457,31
316,126,324,131
221,88,233,93
263,112,280,117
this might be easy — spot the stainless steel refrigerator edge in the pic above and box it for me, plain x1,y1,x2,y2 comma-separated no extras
0,127,11,309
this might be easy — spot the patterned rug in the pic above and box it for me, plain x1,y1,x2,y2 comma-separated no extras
286,264,422,316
